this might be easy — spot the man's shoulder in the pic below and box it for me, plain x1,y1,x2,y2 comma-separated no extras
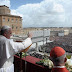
0,35,7,42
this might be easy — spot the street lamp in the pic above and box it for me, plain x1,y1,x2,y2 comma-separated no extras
43,28,44,45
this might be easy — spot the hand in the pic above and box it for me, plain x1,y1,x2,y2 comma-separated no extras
28,32,33,38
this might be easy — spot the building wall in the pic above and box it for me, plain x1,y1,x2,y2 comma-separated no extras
22,28,39,35
0,16,2,29
0,5,22,34
0,15,22,34
0,5,10,14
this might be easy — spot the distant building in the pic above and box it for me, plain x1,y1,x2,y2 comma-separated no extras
22,27,41,35
0,5,22,35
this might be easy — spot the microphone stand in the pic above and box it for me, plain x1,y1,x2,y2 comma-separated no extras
20,44,32,72
20,52,23,72
25,52,27,72
20,52,27,72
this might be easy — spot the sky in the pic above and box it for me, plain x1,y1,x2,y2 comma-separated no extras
0,0,72,28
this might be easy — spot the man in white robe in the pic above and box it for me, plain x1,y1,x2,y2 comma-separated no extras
0,26,32,72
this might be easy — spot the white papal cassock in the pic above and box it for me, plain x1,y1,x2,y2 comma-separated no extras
0,35,32,72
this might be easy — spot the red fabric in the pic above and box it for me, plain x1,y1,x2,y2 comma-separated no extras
14,55,51,72
22,55,42,65
50,46,65,58
52,67,70,72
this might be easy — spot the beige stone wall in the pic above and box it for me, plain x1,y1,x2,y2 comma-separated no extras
0,16,2,28
0,15,22,34
0,5,22,35
49,27,70,31
22,28,42,35
0,5,10,14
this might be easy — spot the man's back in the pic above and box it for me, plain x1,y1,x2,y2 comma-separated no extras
0,35,8,68
0,25,32,72
52,67,69,72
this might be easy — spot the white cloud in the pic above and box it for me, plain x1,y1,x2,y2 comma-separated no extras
1,0,72,27
57,0,72,26
11,10,23,17
0,0,10,8
11,0,66,27
53,3,64,13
